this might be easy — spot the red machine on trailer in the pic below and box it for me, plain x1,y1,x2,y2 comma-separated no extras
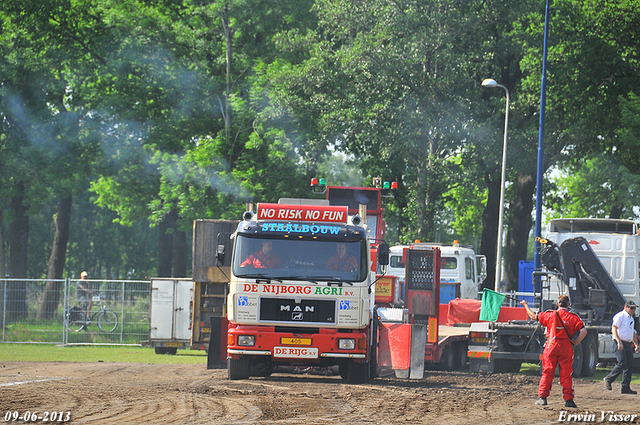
376,245,473,376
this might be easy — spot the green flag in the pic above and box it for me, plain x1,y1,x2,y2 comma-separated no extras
479,288,506,322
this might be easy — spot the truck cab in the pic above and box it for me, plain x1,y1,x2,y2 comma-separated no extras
226,200,380,383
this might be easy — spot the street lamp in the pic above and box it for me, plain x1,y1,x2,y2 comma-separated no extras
482,78,510,291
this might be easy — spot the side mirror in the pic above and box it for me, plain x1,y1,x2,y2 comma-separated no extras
377,243,390,266
216,245,226,265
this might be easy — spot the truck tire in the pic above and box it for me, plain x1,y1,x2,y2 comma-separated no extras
504,359,522,373
494,359,522,373
455,342,468,370
228,357,250,380
580,335,597,377
633,357,640,373
572,343,583,378
442,346,456,371
251,362,273,377
155,347,166,355
347,360,369,384
369,315,379,379
339,362,348,380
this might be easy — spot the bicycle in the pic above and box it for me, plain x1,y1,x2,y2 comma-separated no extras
66,294,118,333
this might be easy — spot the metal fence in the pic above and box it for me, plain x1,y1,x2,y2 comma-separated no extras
0,278,150,346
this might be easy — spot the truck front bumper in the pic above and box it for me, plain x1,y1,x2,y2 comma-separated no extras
227,325,368,362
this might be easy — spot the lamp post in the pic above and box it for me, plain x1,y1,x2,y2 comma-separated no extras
482,78,510,291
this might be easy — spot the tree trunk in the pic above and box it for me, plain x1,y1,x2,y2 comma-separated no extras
504,173,536,291
158,211,175,277
8,181,29,320
173,228,187,278
0,209,5,278
479,174,500,291
37,195,72,320
414,169,434,240
414,140,438,241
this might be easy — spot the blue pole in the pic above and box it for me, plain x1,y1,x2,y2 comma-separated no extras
534,0,551,284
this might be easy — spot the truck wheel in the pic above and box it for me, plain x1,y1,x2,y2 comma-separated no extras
580,335,597,377
166,348,177,355
339,363,348,380
505,360,522,373
494,359,521,373
633,358,640,373
228,357,250,380
369,315,379,379
456,342,468,370
347,361,369,384
572,343,583,378
251,362,273,377
155,347,166,355
442,346,456,371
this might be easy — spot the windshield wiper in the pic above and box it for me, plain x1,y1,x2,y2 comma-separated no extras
235,273,283,283
314,277,354,286
285,276,320,285
281,276,353,286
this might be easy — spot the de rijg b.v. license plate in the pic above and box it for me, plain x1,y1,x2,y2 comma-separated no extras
273,346,319,359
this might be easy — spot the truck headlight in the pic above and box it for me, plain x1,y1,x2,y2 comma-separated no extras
237,335,255,346
338,338,356,350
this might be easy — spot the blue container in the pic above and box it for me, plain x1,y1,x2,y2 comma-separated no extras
518,260,535,304
440,283,459,304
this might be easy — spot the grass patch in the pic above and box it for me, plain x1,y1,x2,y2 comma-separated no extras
0,343,208,364
520,361,640,385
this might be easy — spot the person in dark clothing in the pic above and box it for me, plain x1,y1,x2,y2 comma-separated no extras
603,300,639,394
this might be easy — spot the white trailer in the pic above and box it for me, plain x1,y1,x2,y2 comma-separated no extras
146,278,193,355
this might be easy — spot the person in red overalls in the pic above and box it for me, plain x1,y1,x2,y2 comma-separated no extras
240,241,282,268
326,243,359,272
521,295,587,408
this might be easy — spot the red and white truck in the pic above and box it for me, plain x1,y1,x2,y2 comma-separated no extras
224,199,388,383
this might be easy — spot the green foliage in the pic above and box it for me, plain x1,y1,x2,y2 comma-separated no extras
0,344,207,364
616,92,640,175
2,0,640,281
546,155,640,220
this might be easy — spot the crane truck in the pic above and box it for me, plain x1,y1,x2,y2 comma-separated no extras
467,218,640,376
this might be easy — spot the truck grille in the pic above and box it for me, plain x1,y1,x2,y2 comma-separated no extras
260,298,336,324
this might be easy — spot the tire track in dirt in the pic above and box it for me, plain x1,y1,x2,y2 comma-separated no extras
3,362,640,424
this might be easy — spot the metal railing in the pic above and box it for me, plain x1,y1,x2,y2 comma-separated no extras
1,278,150,346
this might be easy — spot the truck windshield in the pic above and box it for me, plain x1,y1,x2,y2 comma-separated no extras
232,234,368,283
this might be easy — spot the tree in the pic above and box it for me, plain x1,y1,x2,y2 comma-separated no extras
263,0,537,290
502,0,640,288
546,155,640,220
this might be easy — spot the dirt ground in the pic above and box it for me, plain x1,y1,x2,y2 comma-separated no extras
1,362,639,425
